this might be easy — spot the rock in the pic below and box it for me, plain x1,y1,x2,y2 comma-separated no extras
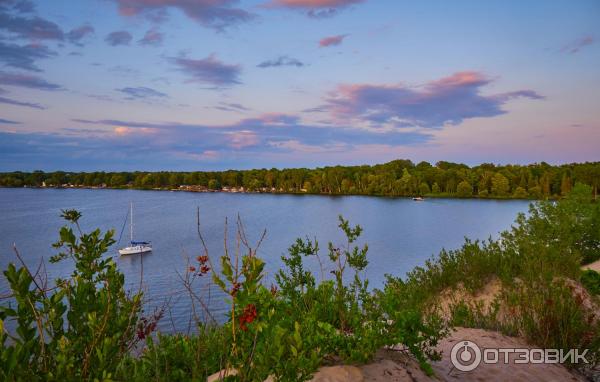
207,368,237,382
309,365,364,382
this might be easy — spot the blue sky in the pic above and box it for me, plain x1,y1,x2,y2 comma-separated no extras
0,0,599,171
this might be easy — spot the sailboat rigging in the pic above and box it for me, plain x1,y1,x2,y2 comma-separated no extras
118,202,152,255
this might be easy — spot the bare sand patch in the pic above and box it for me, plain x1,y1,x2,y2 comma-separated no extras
583,259,600,273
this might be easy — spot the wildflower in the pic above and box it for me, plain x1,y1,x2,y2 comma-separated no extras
239,304,257,331
189,266,196,272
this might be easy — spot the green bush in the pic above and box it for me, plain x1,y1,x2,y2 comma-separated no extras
273,216,444,367
503,277,600,367
581,270,600,295
395,185,600,369
0,210,146,381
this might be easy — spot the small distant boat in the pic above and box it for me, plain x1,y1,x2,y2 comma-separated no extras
119,202,152,255
413,197,425,201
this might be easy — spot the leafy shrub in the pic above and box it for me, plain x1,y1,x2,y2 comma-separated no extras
503,278,600,367
116,326,227,381
581,270,600,295
400,185,600,370
0,210,147,381
274,216,446,374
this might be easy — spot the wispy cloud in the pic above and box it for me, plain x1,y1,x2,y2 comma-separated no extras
322,71,544,128
116,86,168,99
0,118,21,124
319,34,347,47
264,0,364,18
3,108,432,169
257,55,305,68
108,65,140,77
560,35,594,54
110,0,254,31
0,71,62,91
0,41,56,72
0,95,45,109
11,0,35,13
67,24,95,46
0,7,64,40
138,27,163,46
212,102,251,112
105,30,133,46
71,111,431,154
171,54,242,86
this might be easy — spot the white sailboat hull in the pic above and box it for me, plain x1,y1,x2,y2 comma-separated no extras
119,202,152,255
119,244,152,255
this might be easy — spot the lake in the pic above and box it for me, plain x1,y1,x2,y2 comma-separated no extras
0,188,529,333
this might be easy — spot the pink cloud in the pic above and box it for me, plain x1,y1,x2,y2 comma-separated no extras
114,126,158,135
111,0,253,30
319,34,347,47
324,71,544,128
264,0,364,17
138,27,163,46
226,130,259,148
253,113,300,125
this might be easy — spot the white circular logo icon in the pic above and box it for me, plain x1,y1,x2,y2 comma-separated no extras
451,340,482,372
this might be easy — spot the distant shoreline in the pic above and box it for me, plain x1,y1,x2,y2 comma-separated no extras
0,184,543,201
2,160,597,201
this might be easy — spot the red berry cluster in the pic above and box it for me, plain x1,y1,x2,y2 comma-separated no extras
136,310,163,340
239,303,257,331
189,255,211,276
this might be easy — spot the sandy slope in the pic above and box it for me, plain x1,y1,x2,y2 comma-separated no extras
309,328,584,381
208,327,584,381
209,272,599,382
583,259,600,273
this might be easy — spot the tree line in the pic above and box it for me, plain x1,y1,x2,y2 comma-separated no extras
1,159,599,199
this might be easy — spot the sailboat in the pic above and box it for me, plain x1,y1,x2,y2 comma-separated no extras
119,202,152,255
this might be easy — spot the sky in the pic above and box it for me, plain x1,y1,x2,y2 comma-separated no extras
0,0,599,171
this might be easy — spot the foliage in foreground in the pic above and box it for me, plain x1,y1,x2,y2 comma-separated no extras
0,210,149,380
384,183,600,368
1,184,598,380
0,213,446,381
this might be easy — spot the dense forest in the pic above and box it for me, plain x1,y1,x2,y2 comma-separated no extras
1,160,600,199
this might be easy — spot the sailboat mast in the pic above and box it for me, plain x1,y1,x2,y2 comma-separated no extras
130,202,133,243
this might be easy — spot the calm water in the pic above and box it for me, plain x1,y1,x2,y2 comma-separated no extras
0,188,529,332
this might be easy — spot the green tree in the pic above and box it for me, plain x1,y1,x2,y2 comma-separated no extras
561,173,572,196
207,179,221,190
110,173,127,187
456,180,473,198
513,186,528,199
528,185,542,199
491,173,510,197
